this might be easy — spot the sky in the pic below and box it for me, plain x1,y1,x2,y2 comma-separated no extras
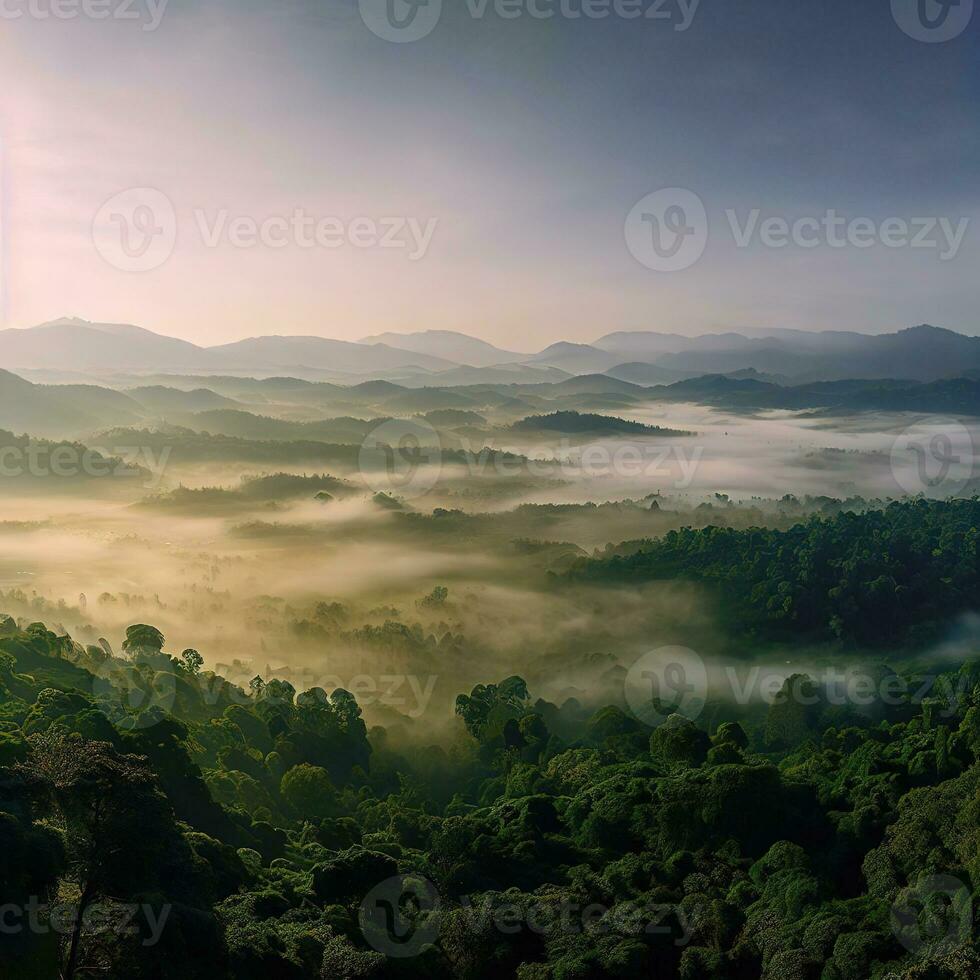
0,0,977,349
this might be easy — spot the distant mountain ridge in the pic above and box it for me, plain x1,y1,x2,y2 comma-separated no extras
3,318,978,385
0,318,204,372
597,324,980,383
648,373,980,416
359,329,526,367
205,335,457,374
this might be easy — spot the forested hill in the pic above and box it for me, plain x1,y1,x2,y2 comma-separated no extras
510,411,690,437
564,498,980,647
3,615,980,977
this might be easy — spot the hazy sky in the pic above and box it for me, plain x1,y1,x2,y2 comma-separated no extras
0,0,977,348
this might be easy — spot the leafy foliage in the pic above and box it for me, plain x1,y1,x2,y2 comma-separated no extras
566,498,980,646
3,501,980,976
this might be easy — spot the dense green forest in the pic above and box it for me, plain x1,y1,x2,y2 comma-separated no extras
2,500,980,978
566,498,980,647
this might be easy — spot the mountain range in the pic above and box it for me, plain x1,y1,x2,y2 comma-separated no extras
359,329,526,367
4,318,980,386
5,358,980,442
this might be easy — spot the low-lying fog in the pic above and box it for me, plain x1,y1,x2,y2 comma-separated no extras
489,403,980,504
1,401,975,725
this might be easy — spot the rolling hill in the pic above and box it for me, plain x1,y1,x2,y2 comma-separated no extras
0,369,146,436
510,411,690,437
